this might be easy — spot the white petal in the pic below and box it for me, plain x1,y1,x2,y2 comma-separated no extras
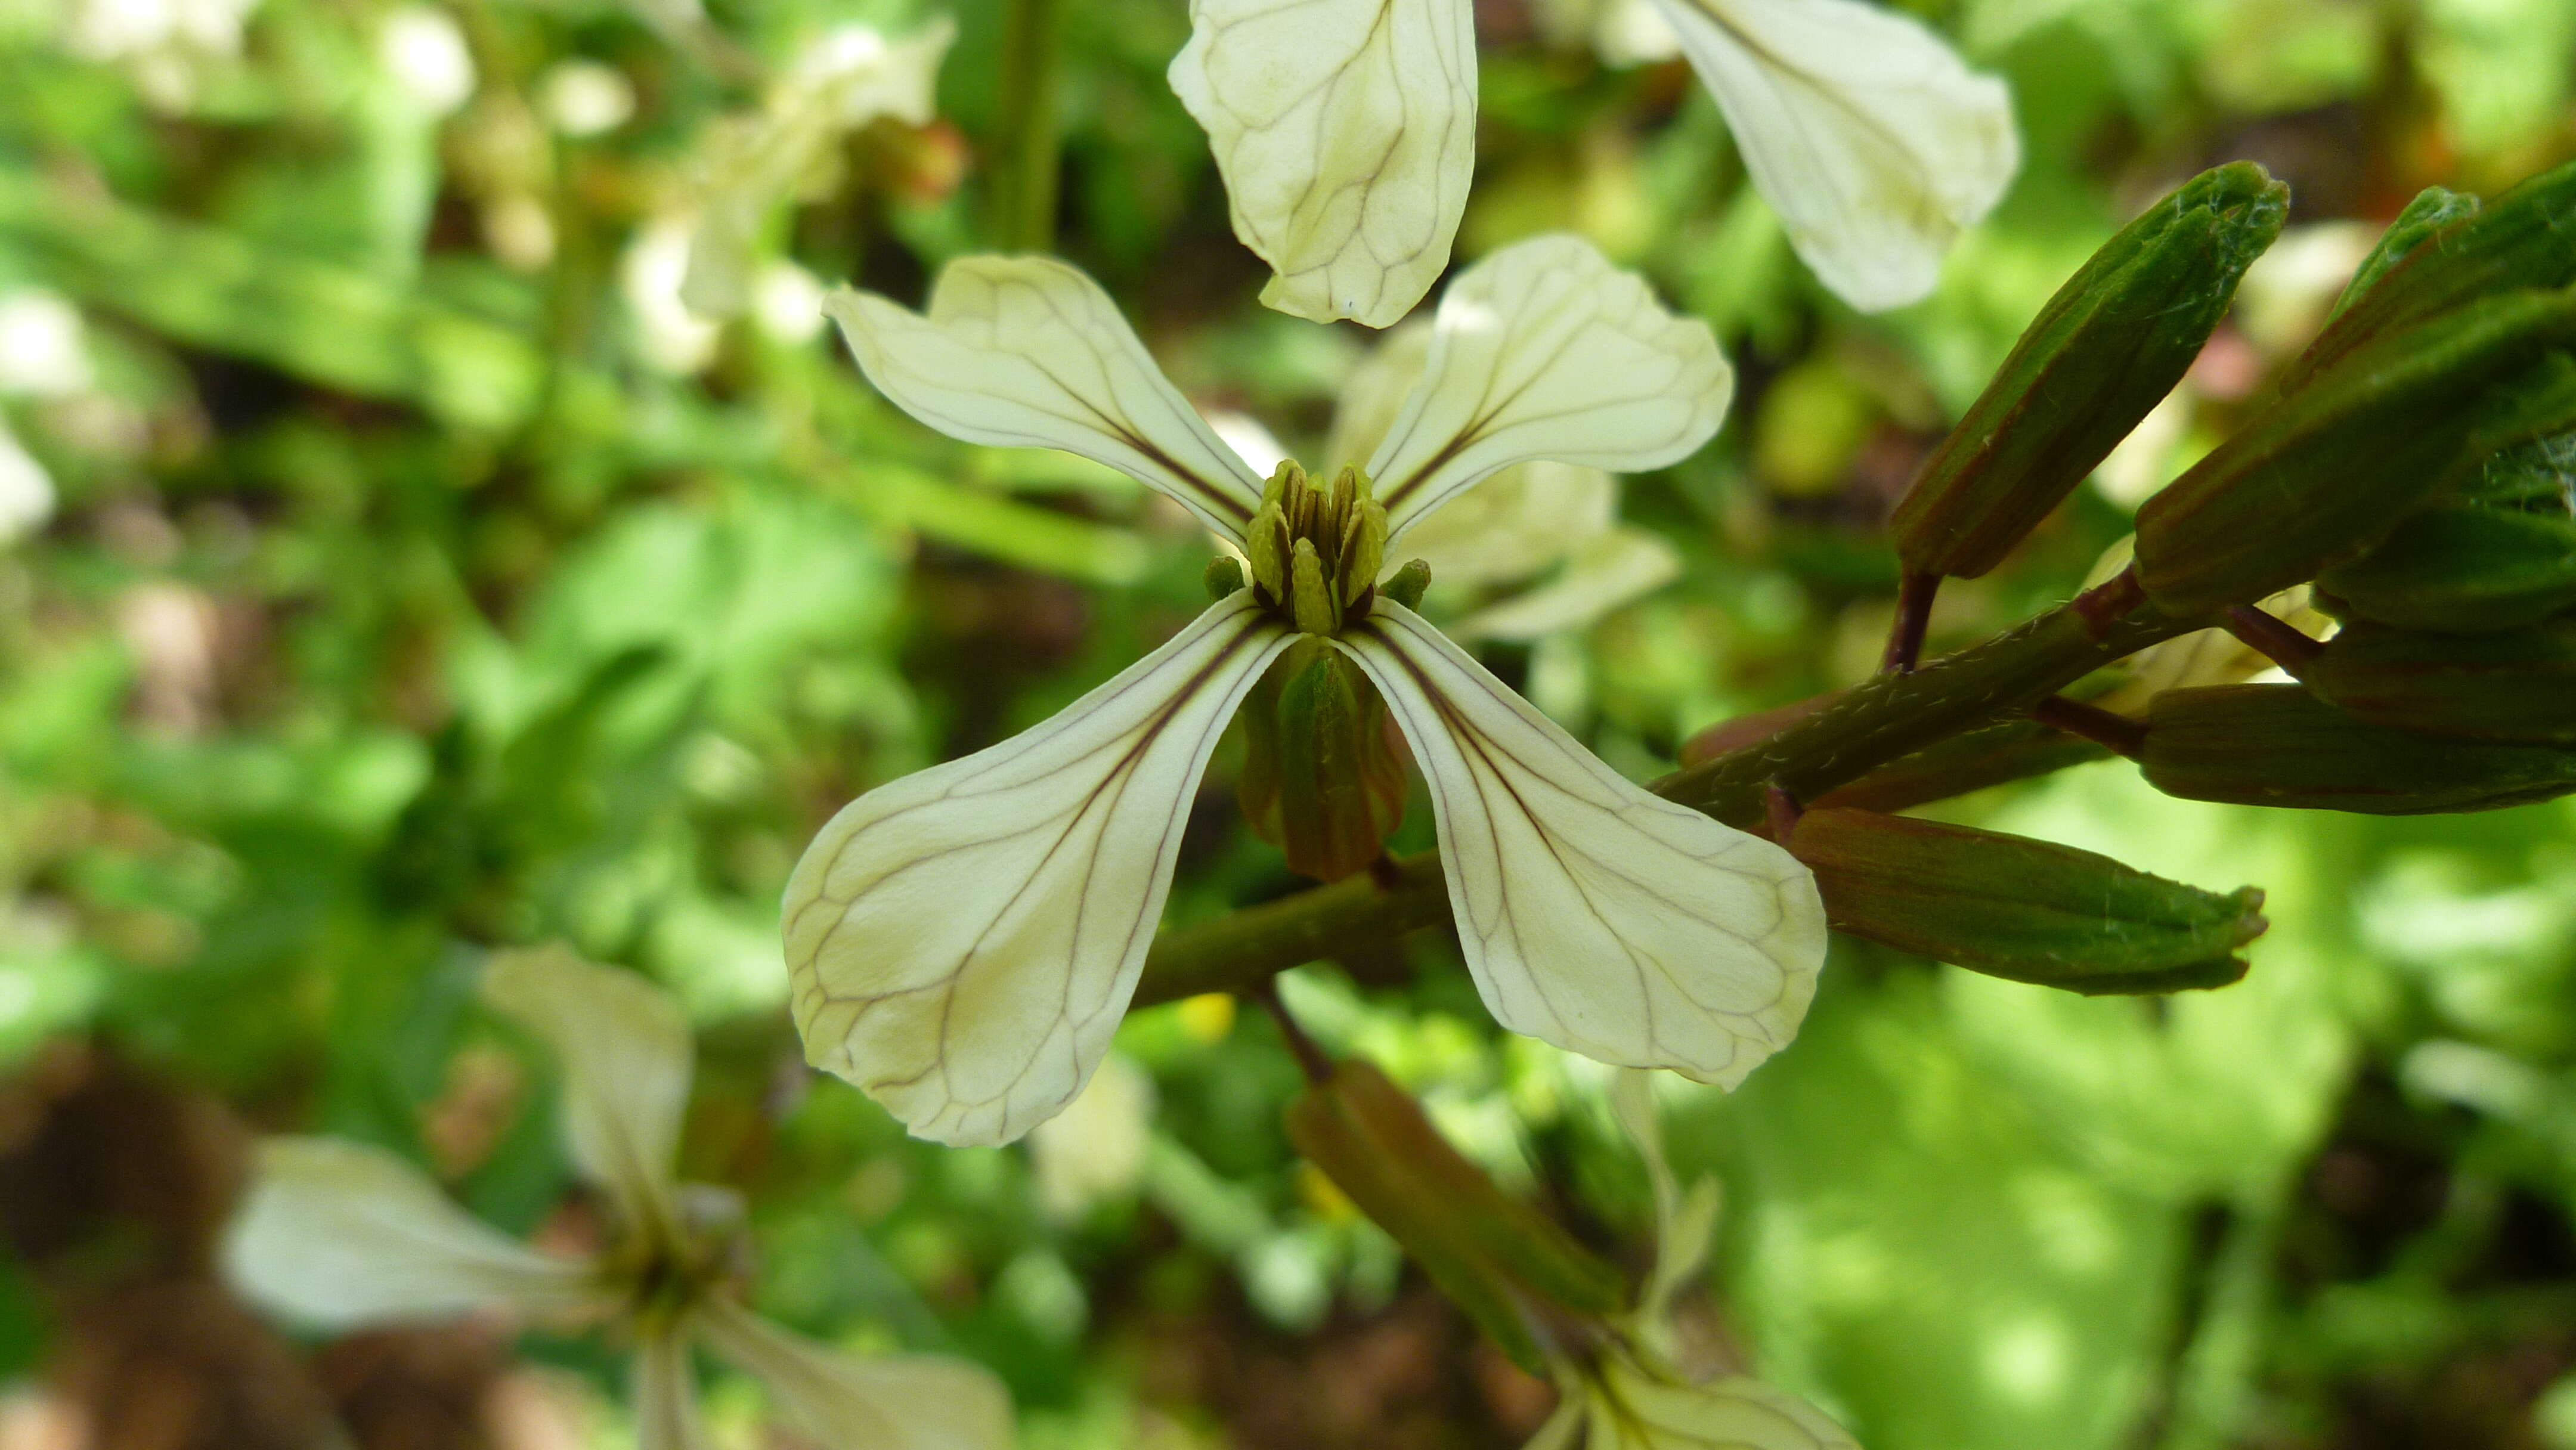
222,1138,601,1331
1594,1361,1859,1450
824,258,1264,541
1335,604,1823,1088
633,1327,710,1450
481,945,692,1240
697,1298,1014,1450
1645,0,2018,312
1168,0,1476,327
1367,236,1732,543
784,594,1295,1146
1451,526,1679,641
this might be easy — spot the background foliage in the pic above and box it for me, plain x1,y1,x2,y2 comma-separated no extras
0,0,2572,1445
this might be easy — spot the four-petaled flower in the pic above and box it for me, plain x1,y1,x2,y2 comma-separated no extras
222,946,1014,1450
1168,0,2020,326
783,231,1827,1147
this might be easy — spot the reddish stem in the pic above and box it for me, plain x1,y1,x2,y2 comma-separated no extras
1881,568,1942,674
2071,566,2147,640
2029,694,2149,760
2224,605,2324,675
1763,782,1804,844
1252,980,1334,1085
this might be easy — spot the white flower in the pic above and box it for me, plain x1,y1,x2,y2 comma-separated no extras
786,233,1826,1148
1516,1072,1858,1450
1169,0,2018,324
1326,321,1680,641
679,19,956,319
222,946,1014,1450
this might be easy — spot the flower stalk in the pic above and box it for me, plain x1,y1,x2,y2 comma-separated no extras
989,0,1063,250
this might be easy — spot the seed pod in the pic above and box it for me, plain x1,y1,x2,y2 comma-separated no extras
2305,617,2576,745
2295,158,2576,387
1892,163,2288,580
2133,287,2576,617
2314,505,2576,633
1236,638,1408,882
1287,1056,1627,1371
1784,807,2262,994
2141,683,2576,814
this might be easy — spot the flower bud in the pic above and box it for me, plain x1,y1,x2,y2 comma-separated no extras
2140,683,2576,814
1205,554,1247,601
2304,616,2576,745
2325,186,2481,323
1893,163,2288,579
1236,639,1408,882
2315,505,2576,633
1381,557,1432,611
1286,1055,1627,1371
1783,807,2262,994
2134,287,2576,617
2294,158,2576,387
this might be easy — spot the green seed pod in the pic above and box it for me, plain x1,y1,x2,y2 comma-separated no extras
2305,617,2576,745
2141,683,2576,814
1236,638,1408,883
1287,1056,1627,1371
1893,163,2289,580
1784,807,2262,994
2314,505,2576,633
2311,185,2481,343
2134,287,2576,617
2294,158,2576,388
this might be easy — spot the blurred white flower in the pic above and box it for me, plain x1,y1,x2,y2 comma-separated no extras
224,946,1015,1450
379,5,476,117
752,261,828,344
679,18,955,319
1171,0,2018,323
1532,0,1680,67
0,292,92,398
1326,322,1680,641
623,218,722,374
540,58,637,137
1028,1054,1157,1217
63,0,259,110
786,234,1823,1147
0,422,56,547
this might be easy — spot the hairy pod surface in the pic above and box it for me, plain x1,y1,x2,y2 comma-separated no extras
2141,683,2576,814
2305,617,2576,745
1893,162,2287,579
1785,807,2262,993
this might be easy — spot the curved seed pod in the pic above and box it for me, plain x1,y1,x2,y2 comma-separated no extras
2314,506,2576,633
2141,683,2576,814
2305,617,2576,745
1893,162,2287,579
1785,807,2262,994
2134,288,2576,618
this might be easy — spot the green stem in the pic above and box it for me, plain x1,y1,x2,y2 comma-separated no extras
989,0,1063,252
1135,590,2199,1005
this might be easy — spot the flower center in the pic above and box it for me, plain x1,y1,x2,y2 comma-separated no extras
1244,461,1387,636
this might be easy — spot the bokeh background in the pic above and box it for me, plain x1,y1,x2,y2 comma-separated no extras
0,0,2572,1445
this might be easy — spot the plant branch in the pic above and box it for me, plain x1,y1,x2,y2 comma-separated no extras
989,0,1063,252
1135,589,2199,1005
